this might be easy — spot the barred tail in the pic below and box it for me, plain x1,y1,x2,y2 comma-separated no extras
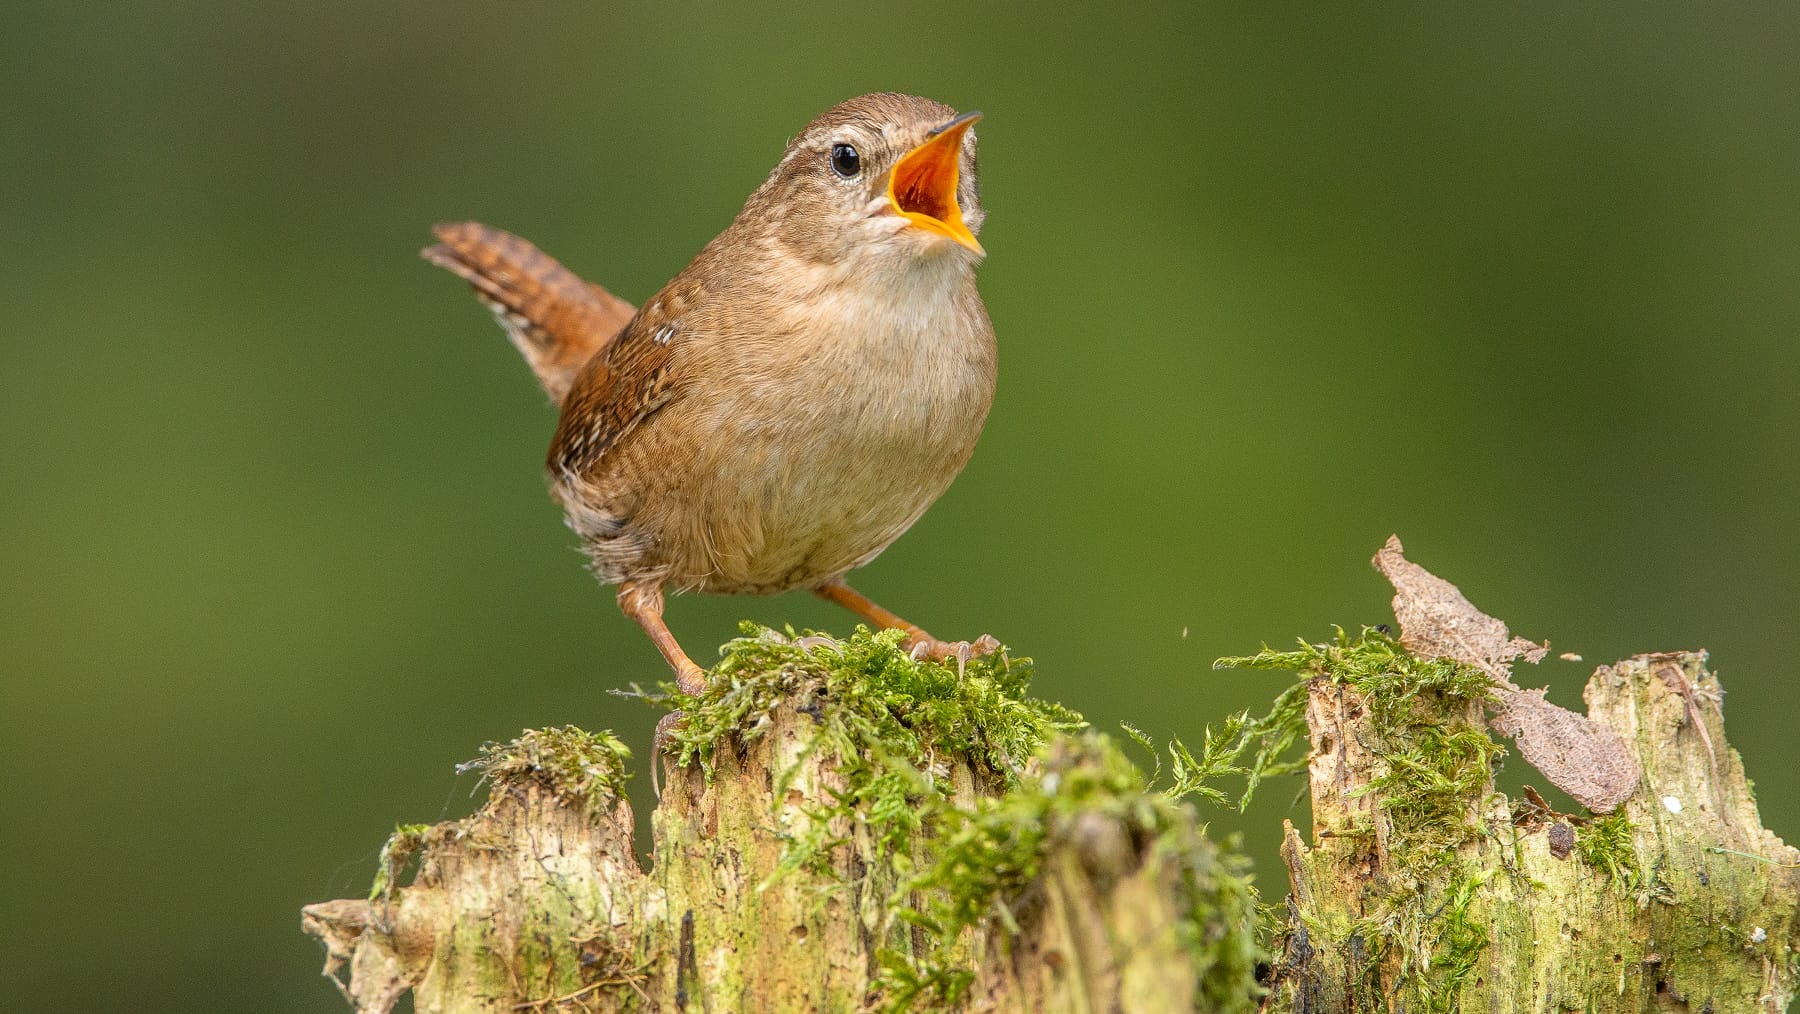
423,222,637,405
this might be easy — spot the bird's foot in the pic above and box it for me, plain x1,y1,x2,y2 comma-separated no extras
673,660,709,697
904,633,1003,673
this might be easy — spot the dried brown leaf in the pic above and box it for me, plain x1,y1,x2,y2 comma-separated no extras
1373,536,1640,811
1372,535,1547,686
1490,688,1641,812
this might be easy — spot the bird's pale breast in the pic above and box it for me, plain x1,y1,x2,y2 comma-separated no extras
562,259,995,595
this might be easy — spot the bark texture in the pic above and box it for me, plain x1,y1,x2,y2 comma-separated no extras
1264,650,1800,1011
301,643,1256,1013
302,587,1800,1012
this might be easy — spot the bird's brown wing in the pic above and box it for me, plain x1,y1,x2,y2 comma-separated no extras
422,222,636,405
546,297,685,480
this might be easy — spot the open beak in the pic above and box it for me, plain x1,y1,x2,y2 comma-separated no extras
887,111,983,255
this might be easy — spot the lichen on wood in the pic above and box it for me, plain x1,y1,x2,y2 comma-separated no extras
1237,542,1800,1012
1258,646,1798,1011
302,626,1261,1012
302,542,1800,1012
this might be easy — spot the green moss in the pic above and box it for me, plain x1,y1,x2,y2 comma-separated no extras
657,624,1082,873
461,725,632,814
1219,627,1505,1009
671,624,1077,774
1125,679,1311,812
1217,625,1495,708
879,735,1143,1007
368,822,432,902
647,626,1084,1008
878,734,1261,1013
1381,865,1496,1014
1576,811,1641,889
876,774,1048,1008
1218,627,1500,862
646,627,1260,1012
1368,723,1502,864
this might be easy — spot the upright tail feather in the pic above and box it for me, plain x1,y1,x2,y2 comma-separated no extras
423,222,637,405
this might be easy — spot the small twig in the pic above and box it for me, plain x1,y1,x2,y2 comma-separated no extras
1655,662,1730,827
512,962,655,1011
512,979,609,1010
1704,846,1800,869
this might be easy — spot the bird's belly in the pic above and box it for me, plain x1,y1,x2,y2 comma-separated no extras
598,353,988,595
684,397,981,593
720,457,947,592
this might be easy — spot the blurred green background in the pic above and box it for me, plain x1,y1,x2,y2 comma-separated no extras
5,3,1797,1010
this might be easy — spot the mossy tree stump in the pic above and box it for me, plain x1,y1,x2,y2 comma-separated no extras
1249,538,1800,1012
1260,645,1799,1012
302,629,1258,1012
305,544,1800,1012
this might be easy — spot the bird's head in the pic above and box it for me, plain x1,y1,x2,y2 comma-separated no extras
747,93,985,270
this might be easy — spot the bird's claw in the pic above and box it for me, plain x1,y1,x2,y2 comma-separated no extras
673,661,709,697
904,633,1003,674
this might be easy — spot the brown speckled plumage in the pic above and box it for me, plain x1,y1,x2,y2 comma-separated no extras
427,93,998,692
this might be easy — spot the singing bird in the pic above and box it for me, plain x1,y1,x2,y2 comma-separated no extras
424,93,1000,695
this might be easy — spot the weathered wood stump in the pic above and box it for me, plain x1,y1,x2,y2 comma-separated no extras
304,542,1800,1012
302,629,1259,1012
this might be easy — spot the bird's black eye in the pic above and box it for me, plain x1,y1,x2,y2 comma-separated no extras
829,142,861,178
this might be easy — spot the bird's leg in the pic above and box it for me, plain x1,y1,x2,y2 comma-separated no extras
617,581,709,695
619,581,706,791
814,576,932,642
812,576,1000,667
